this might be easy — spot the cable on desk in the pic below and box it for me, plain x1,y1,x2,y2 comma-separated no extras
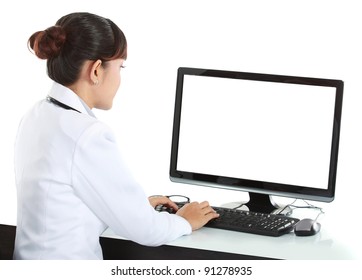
278,199,325,222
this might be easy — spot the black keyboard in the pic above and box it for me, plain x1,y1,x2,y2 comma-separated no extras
156,203,299,237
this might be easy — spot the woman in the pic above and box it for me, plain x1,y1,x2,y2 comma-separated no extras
14,12,218,260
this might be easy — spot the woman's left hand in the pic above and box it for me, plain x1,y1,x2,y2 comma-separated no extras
148,196,179,211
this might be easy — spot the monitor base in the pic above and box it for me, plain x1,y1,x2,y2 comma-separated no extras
220,192,291,215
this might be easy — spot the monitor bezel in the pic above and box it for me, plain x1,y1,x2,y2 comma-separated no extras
170,67,344,203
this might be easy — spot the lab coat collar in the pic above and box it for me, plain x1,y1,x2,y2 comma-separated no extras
48,82,96,118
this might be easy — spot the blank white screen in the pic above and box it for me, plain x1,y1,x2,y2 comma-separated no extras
177,75,336,189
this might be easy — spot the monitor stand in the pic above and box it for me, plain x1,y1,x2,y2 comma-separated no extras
222,192,288,214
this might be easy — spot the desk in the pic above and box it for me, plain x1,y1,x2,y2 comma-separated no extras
2,203,359,260
1,222,358,260
101,212,359,260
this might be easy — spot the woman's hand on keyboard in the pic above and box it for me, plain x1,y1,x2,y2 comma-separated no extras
176,201,219,231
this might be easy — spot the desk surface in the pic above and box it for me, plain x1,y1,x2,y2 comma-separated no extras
102,211,360,260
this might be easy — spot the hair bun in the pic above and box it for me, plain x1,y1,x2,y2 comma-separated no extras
28,26,66,59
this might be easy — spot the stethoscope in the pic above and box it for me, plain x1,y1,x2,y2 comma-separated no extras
46,96,81,113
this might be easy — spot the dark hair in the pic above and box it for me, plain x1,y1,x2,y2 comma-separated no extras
28,12,127,86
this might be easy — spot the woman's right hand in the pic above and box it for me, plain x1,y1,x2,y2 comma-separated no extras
176,201,219,231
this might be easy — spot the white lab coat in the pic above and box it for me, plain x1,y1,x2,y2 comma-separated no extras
13,82,191,259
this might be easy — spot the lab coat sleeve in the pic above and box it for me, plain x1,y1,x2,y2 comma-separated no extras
71,121,192,246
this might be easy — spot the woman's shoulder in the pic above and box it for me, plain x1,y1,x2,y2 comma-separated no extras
60,112,114,142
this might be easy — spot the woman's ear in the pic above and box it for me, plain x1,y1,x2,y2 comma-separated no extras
90,59,102,85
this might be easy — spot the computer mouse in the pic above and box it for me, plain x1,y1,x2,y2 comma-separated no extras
294,218,321,236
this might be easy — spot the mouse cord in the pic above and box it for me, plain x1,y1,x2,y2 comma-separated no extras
313,208,325,223
278,199,325,220
299,200,325,222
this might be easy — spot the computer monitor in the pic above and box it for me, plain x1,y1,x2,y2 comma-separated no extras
170,67,344,213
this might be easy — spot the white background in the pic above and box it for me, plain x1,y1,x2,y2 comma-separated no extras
0,0,361,231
